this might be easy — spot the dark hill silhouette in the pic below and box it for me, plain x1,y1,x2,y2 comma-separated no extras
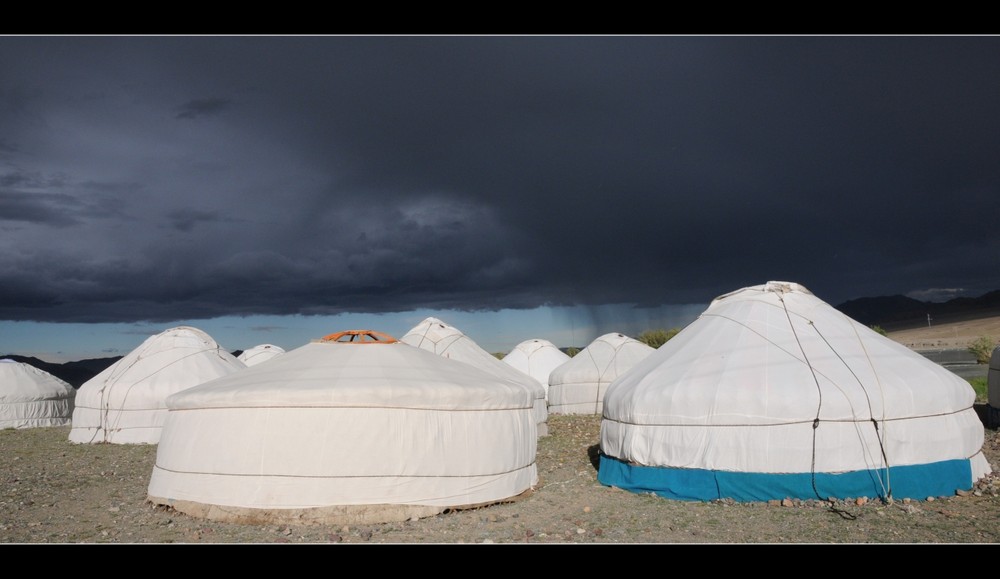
835,289,1000,331
0,354,121,389
2,349,250,389
5,294,1000,386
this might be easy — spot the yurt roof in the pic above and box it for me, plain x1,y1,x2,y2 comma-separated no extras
167,329,535,411
237,343,286,366
605,281,979,423
77,326,245,394
502,338,571,384
0,359,75,402
400,317,540,390
549,332,654,384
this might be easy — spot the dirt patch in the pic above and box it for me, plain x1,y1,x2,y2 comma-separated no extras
2,414,999,544
886,315,1000,351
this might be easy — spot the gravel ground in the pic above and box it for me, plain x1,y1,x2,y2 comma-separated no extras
2,413,999,544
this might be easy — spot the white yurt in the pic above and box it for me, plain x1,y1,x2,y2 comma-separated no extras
69,326,246,444
501,339,571,399
0,359,76,429
147,330,539,525
599,281,992,503
547,332,655,415
400,317,549,436
237,344,286,367
987,344,1000,428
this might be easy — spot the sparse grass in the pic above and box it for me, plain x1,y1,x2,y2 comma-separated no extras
637,328,680,348
968,376,988,403
969,335,998,364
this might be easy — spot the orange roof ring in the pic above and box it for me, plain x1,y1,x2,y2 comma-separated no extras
318,330,399,344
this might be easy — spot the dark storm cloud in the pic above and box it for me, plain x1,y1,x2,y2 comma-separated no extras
0,194,536,322
166,208,229,232
175,98,232,120
0,169,131,227
1,35,999,324
1,190,88,226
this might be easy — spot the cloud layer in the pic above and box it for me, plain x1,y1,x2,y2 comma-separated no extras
2,36,999,323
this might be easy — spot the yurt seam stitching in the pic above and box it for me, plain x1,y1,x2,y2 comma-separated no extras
151,463,537,478
164,405,536,412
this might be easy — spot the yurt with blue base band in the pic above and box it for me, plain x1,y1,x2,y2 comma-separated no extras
598,281,991,503
401,317,549,436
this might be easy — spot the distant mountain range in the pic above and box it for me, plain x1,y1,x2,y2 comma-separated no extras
834,289,1000,330
5,294,1000,384
1,350,246,389
0,354,123,389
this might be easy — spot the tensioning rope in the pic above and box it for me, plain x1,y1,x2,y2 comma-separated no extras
810,318,892,503
776,291,826,502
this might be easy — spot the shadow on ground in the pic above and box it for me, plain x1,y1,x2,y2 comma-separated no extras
588,444,601,471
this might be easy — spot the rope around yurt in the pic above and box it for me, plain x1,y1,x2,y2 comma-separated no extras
776,292,892,507
86,339,229,443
